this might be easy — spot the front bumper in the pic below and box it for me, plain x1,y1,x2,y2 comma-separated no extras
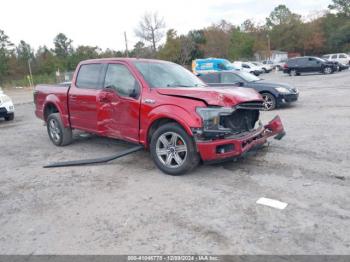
0,107,13,118
196,116,285,162
277,93,299,104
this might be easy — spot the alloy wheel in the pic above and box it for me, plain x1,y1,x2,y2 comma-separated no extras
156,132,187,168
262,94,275,110
49,118,61,143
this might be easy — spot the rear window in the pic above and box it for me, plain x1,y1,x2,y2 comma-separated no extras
76,64,104,89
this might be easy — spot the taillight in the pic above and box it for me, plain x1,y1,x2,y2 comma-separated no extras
283,63,288,69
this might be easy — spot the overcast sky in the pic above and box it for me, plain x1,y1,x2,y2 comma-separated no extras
1,0,331,51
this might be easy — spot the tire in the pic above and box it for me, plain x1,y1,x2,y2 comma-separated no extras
289,69,298,76
150,123,200,175
5,113,14,121
261,92,277,111
47,113,73,146
323,66,333,74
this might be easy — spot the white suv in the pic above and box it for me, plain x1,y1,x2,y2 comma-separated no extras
322,53,350,65
0,89,15,121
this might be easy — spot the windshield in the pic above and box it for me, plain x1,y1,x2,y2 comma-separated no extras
315,57,327,62
237,71,261,82
134,61,206,88
221,60,236,70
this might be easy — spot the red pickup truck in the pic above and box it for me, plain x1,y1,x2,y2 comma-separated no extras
34,58,285,175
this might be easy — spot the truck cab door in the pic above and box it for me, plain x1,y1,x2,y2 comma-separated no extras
98,63,141,143
69,63,105,133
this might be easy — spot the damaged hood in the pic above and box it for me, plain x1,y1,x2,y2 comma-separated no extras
156,86,262,107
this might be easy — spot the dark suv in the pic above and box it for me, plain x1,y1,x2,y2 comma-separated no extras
283,56,336,76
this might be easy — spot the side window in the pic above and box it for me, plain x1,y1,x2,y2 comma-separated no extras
104,64,140,98
331,54,337,59
218,63,226,70
200,74,219,83
76,64,103,89
221,73,241,84
299,58,308,65
323,55,330,59
339,54,347,58
242,64,250,68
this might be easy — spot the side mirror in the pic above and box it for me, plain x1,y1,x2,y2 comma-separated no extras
129,81,140,98
129,88,139,98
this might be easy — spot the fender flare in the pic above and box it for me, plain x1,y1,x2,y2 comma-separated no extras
43,94,70,127
141,105,202,146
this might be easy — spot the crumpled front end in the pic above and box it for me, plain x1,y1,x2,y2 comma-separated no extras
193,101,285,162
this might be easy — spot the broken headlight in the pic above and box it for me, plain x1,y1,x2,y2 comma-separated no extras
196,107,234,131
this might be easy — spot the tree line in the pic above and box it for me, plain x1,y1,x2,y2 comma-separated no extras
0,0,349,86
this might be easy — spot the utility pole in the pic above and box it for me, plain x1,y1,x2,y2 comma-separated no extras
267,34,271,61
28,58,34,87
124,31,129,57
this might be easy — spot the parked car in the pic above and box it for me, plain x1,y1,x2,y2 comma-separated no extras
198,71,299,110
275,60,288,70
34,58,285,175
251,61,273,73
322,53,350,65
192,58,239,74
321,59,349,72
262,60,286,70
232,61,263,76
0,89,15,121
283,56,337,76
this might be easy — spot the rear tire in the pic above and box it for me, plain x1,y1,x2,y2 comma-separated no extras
289,69,298,76
5,113,14,121
47,113,73,146
150,123,200,175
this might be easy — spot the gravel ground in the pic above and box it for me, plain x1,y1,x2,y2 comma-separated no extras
0,70,349,254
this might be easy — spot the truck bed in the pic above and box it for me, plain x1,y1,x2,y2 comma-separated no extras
34,84,70,121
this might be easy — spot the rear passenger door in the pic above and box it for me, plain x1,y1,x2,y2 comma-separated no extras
297,58,310,72
69,63,105,132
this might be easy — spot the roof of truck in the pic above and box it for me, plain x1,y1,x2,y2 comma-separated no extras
80,57,169,64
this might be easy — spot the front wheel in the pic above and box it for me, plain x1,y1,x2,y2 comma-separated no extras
323,66,333,74
5,113,14,121
150,123,200,175
261,92,277,111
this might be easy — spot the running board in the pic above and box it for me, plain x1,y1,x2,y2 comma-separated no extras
43,145,144,168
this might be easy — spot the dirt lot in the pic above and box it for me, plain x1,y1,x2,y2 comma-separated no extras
1,70,350,255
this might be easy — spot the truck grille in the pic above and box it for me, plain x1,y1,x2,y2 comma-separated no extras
236,101,265,110
221,109,260,134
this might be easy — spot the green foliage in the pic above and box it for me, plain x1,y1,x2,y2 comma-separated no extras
0,29,14,83
67,45,100,70
53,33,73,58
229,29,254,60
329,21,350,51
328,0,350,17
